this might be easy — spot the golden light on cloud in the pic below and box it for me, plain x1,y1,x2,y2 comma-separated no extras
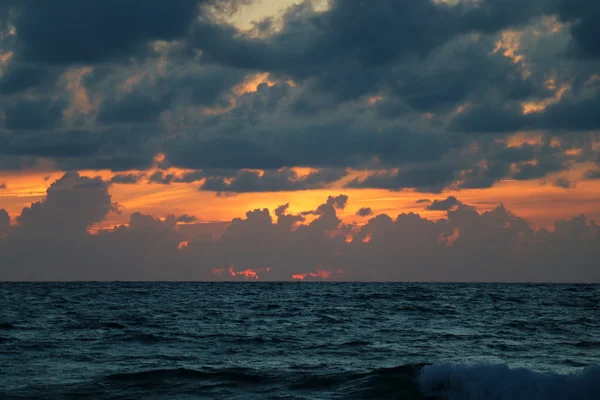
522,79,569,115
505,132,544,147
63,67,96,117
222,0,330,32
291,269,332,280
202,72,279,115
153,153,167,165
235,72,276,95
2,160,600,235
0,51,13,78
491,31,524,65
0,51,12,65
540,15,564,34
120,72,147,93
212,266,271,280
367,94,384,105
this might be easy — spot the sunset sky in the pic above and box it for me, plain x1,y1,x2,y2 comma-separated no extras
1,0,599,281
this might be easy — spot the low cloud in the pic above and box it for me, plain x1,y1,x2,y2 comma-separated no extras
427,196,462,211
356,207,373,217
176,214,197,223
110,173,145,185
0,174,598,282
200,168,347,193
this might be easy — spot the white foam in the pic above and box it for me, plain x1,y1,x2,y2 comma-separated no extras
419,363,600,400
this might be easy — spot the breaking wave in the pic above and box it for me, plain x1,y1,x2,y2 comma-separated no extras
418,363,600,400
93,363,600,399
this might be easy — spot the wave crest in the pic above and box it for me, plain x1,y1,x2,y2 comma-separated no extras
419,363,600,400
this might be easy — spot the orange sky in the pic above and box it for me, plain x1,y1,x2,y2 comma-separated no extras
2,166,600,232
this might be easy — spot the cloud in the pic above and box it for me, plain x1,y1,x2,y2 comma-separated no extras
109,173,145,185
356,207,373,217
0,183,5,189
7,0,202,65
585,170,600,180
555,0,600,58
15,171,113,236
0,0,599,191
176,214,197,223
200,168,347,193
2,98,67,131
427,196,462,211
0,208,9,234
553,177,572,189
148,171,176,185
347,163,457,193
0,64,61,95
0,175,599,282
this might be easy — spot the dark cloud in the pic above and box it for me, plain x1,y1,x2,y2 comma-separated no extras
535,93,600,132
148,171,176,185
176,214,197,223
176,169,238,183
97,92,175,125
450,103,529,134
8,0,201,65
347,163,457,193
356,207,373,217
427,196,462,211
0,65,62,95
191,0,548,74
200,168,346,193
1,175,599,281
555,0,600,58
109,173,145,185
511,145,567,181
0,0,599,191
0,183,5,189
0,208,9,234
2,98,67,131
585,170,600,180
416,199,431,204
457,161,511,189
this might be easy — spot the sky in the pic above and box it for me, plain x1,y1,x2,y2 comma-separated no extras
0,0,599,281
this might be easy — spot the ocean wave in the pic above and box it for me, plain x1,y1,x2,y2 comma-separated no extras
419,363,600,400
103,367,271,386
0,322,15,330
3,363,599,399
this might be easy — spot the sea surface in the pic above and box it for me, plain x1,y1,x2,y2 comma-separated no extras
0,283,599,399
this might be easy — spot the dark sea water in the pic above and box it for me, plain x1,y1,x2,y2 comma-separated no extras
0,283,599,399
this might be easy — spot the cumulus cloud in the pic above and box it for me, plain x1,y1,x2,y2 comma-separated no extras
14,172,113,236
0,208,9,234
0,175,598,282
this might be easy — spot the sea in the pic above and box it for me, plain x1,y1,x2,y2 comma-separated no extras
0,282,599,399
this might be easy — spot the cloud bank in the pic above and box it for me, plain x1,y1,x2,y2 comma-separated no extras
0,0,599,191
0,173,597,282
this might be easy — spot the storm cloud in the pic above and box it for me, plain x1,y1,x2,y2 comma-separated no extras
0,0,598,191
